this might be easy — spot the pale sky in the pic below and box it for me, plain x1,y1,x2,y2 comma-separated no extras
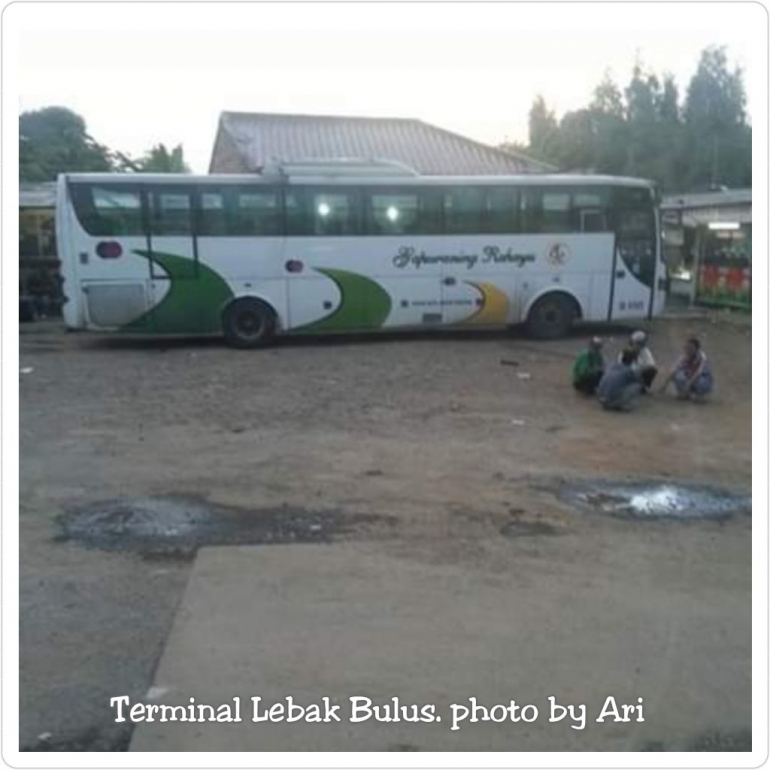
11,2,765,173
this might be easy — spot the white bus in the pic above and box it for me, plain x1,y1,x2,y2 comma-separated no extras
56,161,665,347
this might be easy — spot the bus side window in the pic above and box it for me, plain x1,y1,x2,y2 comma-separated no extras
367,192,419,235
284,190,308,236
574,188,610,232
198,189,228,236
150,189,193,236
519,188,541,233
71,184,144,236
484,187,519,234
443,188,484,234
541,191,572,233
283,188,360,237
416,189,443,235
233,189,281,236
311,190,359,236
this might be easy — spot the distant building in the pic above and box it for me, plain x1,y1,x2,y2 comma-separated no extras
209,111,554,176
661,188,751,309
20,182,62,315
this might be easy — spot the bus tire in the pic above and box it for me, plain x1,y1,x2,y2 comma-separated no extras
222,298,276,349
525,293,578,340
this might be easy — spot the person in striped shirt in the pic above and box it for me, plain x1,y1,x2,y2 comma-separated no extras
659,336,714,401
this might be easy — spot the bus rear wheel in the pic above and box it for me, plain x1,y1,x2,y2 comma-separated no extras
525,293,578,340
222,298,276,349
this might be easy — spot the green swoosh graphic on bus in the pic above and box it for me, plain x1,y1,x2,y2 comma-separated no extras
123,250,234,334
294,268,392,333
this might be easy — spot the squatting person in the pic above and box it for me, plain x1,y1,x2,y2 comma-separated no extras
626,330,658,392
596,348,642,411
572,337,605,395
659,336,714,401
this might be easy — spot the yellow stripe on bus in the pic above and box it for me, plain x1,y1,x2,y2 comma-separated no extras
463,282,510,325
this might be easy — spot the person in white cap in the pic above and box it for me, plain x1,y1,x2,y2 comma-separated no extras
624,330,657,392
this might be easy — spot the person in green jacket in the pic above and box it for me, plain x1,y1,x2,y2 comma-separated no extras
572,337,605,395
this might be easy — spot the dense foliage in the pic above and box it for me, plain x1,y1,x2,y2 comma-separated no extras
20,107,189,181
503,47,751,192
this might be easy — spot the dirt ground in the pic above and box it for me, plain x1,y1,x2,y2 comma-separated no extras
18,312,752,751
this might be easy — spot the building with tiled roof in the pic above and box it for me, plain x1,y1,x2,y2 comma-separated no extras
209,112,554,176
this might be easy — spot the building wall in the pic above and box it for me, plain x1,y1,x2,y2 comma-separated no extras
209,126,250,173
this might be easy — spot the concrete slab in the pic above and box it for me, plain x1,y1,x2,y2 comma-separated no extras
130,540,750,752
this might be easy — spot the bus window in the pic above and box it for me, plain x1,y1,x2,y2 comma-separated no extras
285,188,359,236
284,190,306,235
613,186,656,286
483,187,519,234
198,190,228,235
415,189,442,234
233,189,280,236
614,186,654,209
574,188,610,232
150,189,193,236
617,208,654,238
71,184,144,236
541,191,572,233
367,193,419,235
519,188,541,233
313,191,356,236
443,188,484,234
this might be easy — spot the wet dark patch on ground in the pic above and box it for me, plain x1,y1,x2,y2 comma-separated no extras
640,728,751,752
451,507,558,538
55,496,396,555
556,480,750,521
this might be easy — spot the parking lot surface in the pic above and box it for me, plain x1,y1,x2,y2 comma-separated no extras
19,315,751,751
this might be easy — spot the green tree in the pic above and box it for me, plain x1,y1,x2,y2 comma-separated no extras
505,46,750,192
624,64,663,177
19,107,113,181
683,46,750,188
528,95,559,158
117,143,190,173
591,72,625,118
589,73,627,173
555,109,597,171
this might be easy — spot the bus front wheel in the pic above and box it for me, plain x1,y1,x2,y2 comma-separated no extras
222,298,276,349
525,293,578,340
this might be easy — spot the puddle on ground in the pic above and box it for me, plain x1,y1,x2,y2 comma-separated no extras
56,496,393,555
557,481,750,521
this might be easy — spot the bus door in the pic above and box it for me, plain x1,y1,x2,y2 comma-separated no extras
145,186,203,333
610,188,657,320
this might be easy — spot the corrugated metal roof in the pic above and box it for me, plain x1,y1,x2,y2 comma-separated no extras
20,182,56,208
210,112,555,175
661,188,752,210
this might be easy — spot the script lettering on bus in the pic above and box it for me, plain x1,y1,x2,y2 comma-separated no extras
392,246,535,270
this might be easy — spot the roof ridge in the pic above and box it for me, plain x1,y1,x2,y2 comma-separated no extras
221,111,419,124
